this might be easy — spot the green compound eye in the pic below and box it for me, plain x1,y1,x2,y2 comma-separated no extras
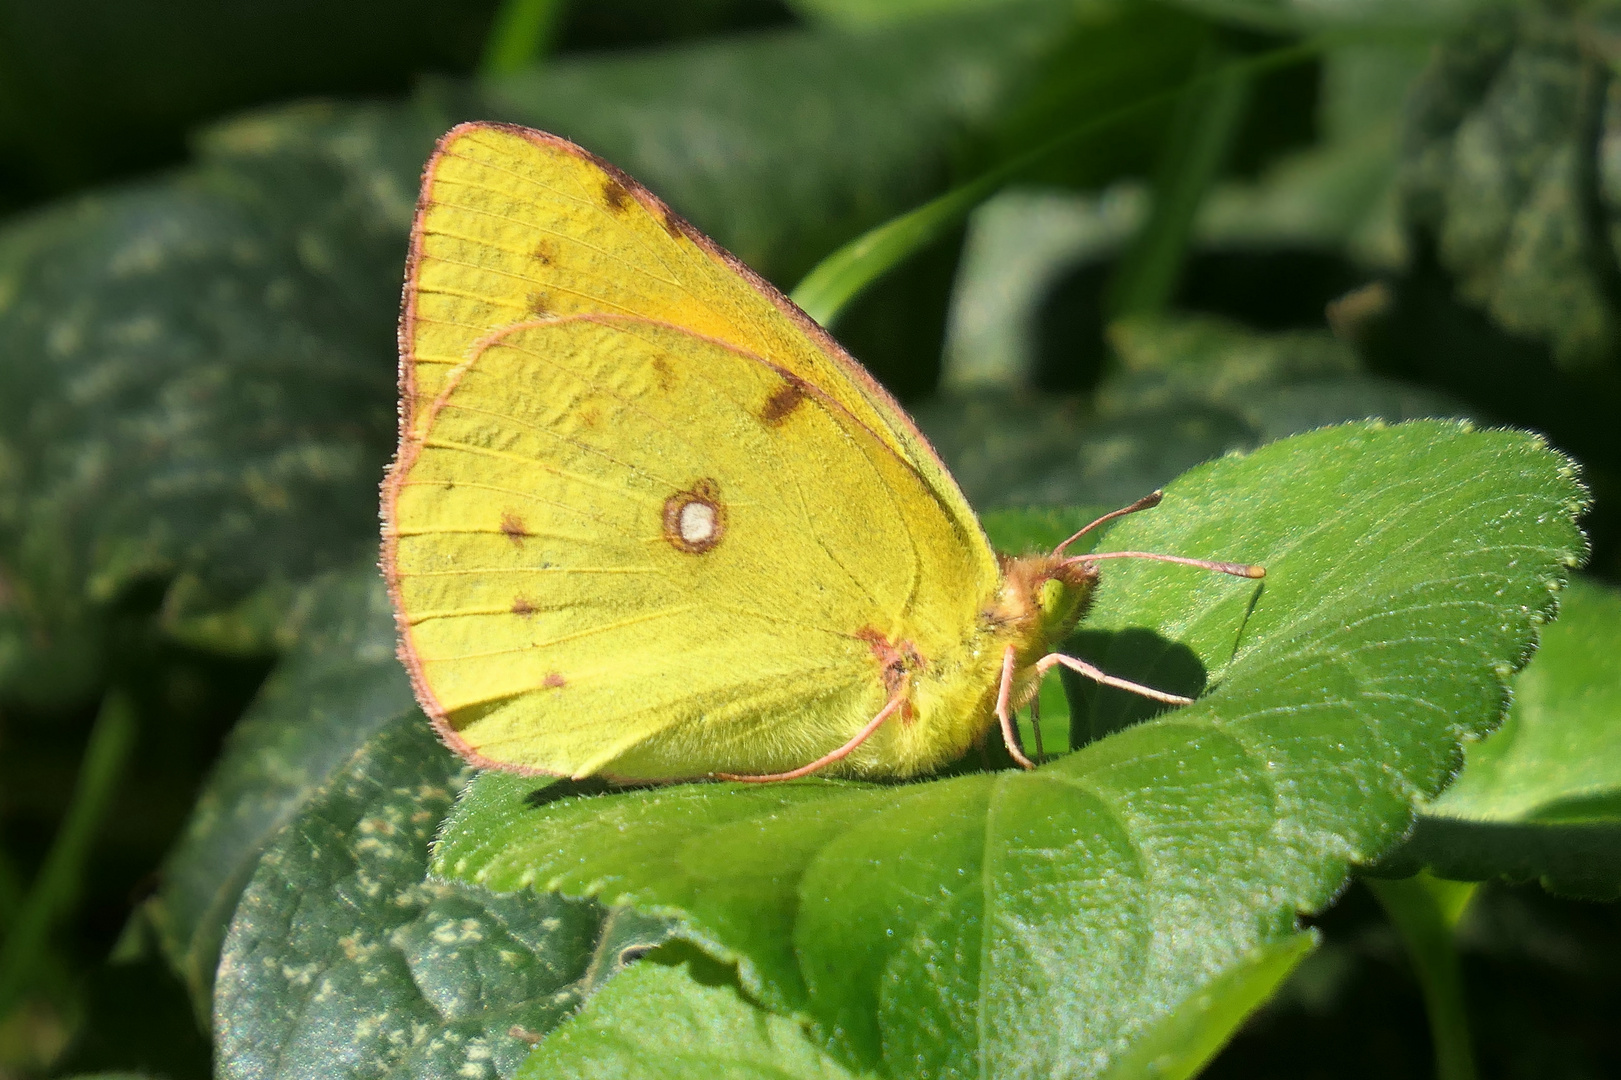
1039,576,1068,620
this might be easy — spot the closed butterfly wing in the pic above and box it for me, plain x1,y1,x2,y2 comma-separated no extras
401,123,984,551
385,316,1000,780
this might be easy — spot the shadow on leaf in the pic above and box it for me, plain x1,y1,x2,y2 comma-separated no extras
1060,626,1207,749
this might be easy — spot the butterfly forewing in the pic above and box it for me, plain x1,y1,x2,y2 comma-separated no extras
403,123,985,551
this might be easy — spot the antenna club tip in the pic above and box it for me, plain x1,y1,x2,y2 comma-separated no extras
1209,560,1267,579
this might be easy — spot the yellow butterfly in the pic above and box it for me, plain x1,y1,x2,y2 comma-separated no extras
381,122,1261,783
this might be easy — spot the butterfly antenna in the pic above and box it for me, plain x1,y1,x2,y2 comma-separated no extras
1052,490,1164,556
1069,551,1265,578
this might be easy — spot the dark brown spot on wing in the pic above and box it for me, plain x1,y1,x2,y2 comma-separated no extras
511,597,535,616
542,672,566,689
855,627,924,722
500,511,528,546
526,289,551,316
601,177,631,213
650,355,676,392
760,377,807,426
533,238,557,265
661,206,690,239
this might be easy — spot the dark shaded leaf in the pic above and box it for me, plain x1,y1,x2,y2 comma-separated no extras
214,712,675,1080
1401,2,1621,370
919,315,1471,511
146,566,416,1012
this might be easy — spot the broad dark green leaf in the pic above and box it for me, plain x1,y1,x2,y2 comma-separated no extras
476,2,1078,289
1384,576,1621,898
519,959,867,1080
1096,932,1315,1080
146,566,417,1013
1401,2,1621,371
0,103,432,701
214,711,674,1080
1380,817,1621,902
918,316,1470,510
434,422,1584,1078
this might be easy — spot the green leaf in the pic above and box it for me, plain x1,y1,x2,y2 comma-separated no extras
519,959,869,1080
1429,576,1621,822
1096,932,1316,1080
1401,3,1621,370
0,103,435,699
434,422,1584,1078
792,12,1323,327
214,711,675,1080
480,3,1079,289
785,0,1022,30
146,566,418,1014
791,167,1002,328
918,316,1471,511
1378,817,1621,901
1384,576,1621,898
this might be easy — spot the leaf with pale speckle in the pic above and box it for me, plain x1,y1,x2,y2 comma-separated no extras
1401,3,1621,370
213,712,674,1080
147,565,418,1016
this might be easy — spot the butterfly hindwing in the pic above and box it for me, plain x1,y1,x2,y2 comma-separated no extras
387,316,992,779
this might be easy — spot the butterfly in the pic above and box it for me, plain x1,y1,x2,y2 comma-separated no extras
380,122,1262,783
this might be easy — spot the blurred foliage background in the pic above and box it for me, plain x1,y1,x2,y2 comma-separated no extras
0,0,1618,1076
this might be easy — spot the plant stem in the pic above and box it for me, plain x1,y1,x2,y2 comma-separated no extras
0,690,137,1016
1366,873,1480,1080
1106,40,1251,319
791,40,1314,329
480,0,567,78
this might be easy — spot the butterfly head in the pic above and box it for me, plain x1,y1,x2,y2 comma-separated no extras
987,554,1100,661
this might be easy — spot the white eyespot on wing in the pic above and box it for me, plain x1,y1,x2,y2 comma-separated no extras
663,478,726,554
679,500,717,545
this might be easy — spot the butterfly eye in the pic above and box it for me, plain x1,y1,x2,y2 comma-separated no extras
1039,577,1067,618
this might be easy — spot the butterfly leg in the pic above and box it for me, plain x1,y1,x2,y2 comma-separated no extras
1034,653,1194,705
995,645,1037,770
716,691,908,783
1028,688,1045,764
